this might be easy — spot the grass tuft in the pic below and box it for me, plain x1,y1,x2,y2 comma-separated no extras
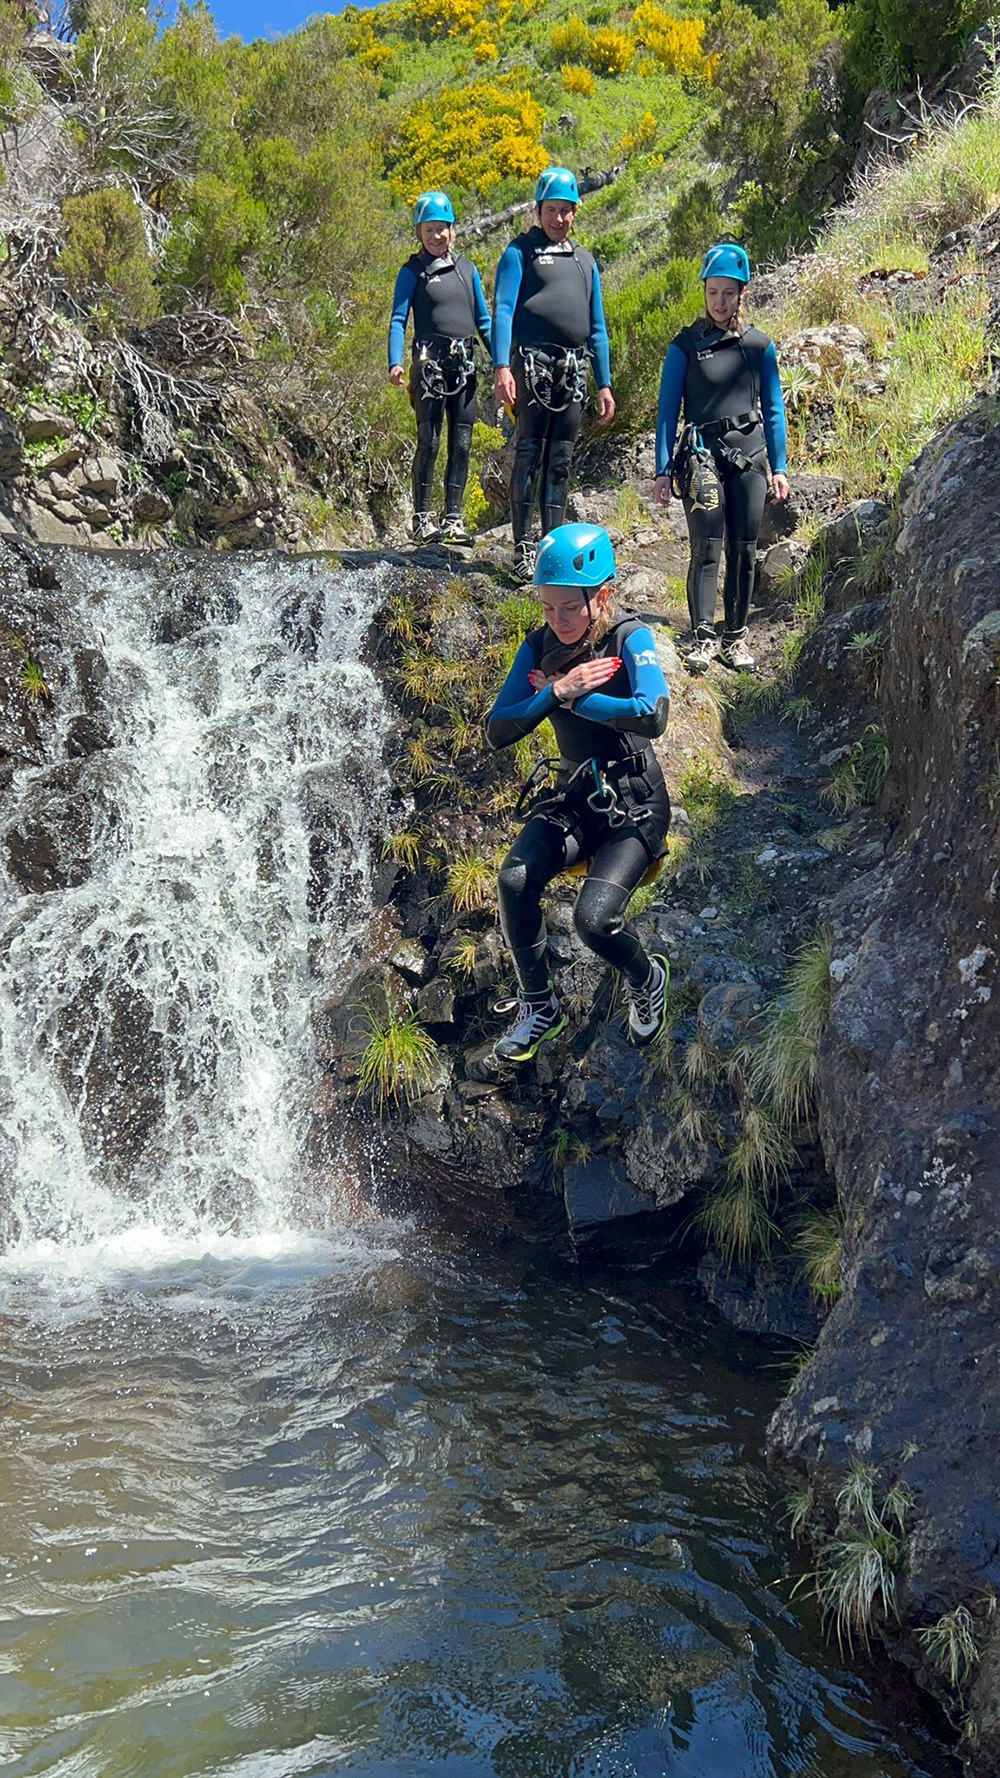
917,1605,980,1692
356,1005,439,1113
445,848,496,915
823,724,892,813
795,1205,844,1301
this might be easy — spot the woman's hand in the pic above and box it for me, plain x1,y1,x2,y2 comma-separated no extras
596,387,615,424
389,364,404,388
494,367,516,408
771,472,791,502
528,668,554,691
552,657,621,702
652,474,671,508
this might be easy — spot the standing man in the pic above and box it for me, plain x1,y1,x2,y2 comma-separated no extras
492,167,615,582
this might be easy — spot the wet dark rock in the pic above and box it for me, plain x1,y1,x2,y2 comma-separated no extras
768,377,1000,1754
4,758,113,892
417,974,456,1026
697,982,765,1056
564,1148,652,1240
65,713,115,757
698,1254,820,1342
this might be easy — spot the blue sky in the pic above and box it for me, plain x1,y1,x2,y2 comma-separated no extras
204,0,377,44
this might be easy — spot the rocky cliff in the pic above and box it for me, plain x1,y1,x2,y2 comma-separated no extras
769,378,1000,1765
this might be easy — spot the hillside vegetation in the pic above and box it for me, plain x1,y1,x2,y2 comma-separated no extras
0,0,995,537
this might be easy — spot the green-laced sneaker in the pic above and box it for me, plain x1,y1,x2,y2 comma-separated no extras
439,515,474,547
623,954,670,1047
493,991,566,1064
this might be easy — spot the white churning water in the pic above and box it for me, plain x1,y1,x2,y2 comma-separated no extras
0,553,394,1272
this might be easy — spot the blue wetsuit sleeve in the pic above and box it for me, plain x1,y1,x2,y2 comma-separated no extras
588,263,611,388
655,344,688,478
486,640,557,749
471,266,492,354
492,245,524,368
388,265,417,369
760,341,788,475
572,627,670,738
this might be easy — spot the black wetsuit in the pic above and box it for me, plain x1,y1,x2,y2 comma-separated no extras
656,319,788,640
493,229,612,544
388,252,492,519
486,617,670,994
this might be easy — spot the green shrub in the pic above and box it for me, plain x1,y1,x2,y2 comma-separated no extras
605,255,701,434
162,172,266,311
706,0,843,258
844,0,992,95
58,187,159,328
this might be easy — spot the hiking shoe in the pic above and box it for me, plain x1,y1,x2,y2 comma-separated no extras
408,512,439,544
685,633,720,674
512,540,536,584
623,954,670,1047
439,514,474,547
493,990,566,1063
719,633,756,672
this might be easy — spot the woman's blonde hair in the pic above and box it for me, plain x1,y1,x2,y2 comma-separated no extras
589,583,618,647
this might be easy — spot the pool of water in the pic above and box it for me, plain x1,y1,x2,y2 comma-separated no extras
0,1228,956,1778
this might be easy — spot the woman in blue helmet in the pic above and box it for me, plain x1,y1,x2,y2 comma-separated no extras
486,523,670,1064
653,242,790,673
492,168,616,583
388,190,493,546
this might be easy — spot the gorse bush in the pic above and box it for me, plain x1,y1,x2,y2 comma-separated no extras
391,76,547,199
407,0,486,38
58,187,159,327
586,26,634,75
632,3,712,77
562,62,596,95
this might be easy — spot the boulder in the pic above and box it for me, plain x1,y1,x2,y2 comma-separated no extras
759,472,843,545
21,405,68,444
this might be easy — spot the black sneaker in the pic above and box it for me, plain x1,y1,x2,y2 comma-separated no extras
511,540,536,584
623,954,670,1047
408,512,439,544
440,514,473,547
494,990,566,1063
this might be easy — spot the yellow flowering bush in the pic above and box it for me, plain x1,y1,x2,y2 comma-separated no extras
394,77,548,198
474,37,498,58
407,0,485,40
549,13,591,60
562,61,596,94
620,110,658,154
586,26,634,75
632,4,710,76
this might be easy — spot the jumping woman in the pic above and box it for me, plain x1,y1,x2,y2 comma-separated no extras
486,523,670,1064
492,168,615,583
388,190,492,546
653,242,790,673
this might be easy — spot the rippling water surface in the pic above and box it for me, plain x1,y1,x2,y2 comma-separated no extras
0,1231,955,1778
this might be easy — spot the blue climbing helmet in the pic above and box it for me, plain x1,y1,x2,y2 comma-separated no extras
413,190,455,228
534,165,580,206
699,241,751,285
534,523,616,591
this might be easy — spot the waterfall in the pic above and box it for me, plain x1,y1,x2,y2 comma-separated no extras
0,551,394,1262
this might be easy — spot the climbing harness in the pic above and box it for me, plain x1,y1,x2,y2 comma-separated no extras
514,754,653,831
521,345,588,414
672,425,720,512
415,335,476,401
